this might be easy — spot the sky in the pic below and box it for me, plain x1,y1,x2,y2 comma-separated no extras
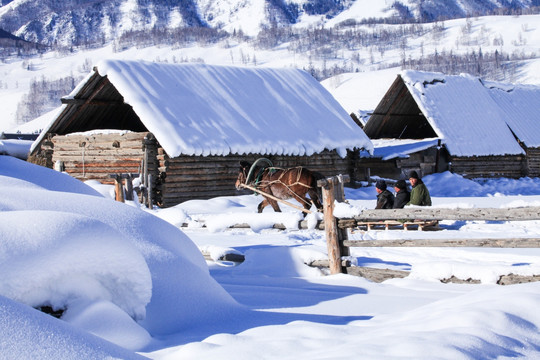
0,154,539,359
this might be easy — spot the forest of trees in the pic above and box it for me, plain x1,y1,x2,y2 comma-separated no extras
15,75,83,125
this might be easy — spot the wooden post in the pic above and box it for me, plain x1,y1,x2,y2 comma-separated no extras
112,174,124,203
124,173,135,201
147,174,153,208
320,178,341,274
318,175,351,274
335,175,350,257
142,147,149,206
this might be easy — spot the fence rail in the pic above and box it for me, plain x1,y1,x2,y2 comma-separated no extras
350,206,540,222
317,175,540,283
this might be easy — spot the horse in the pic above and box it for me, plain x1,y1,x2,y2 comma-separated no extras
235,160,323,214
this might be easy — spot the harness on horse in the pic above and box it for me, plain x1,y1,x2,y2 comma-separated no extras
246,158,274,185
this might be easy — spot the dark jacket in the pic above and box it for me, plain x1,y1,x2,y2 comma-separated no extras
393,189,410,209
376,189,394,209
407,180,432,206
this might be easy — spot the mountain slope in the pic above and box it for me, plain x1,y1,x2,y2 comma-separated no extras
0,0,538,45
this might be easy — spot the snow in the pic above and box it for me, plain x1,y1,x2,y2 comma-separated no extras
2,10,540,358
487,82,540,148
0,139,33,159
321,67,401,117
397,70,533,157
363,137,440,161
1,154,539,359
38,60,373,157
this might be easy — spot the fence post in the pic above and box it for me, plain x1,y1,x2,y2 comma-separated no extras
124,174,133,201
319,175,350,274
335,175,350,257
111,174,125,203
147,174,153,209
321,178,341,274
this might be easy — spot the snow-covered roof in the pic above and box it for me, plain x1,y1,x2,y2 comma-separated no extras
360,138,440,160
400,70,527,157
35,60,373,157
484,81,540,148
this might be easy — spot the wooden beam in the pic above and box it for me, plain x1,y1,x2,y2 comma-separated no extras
368,113,423,116
238,183,313,214
61,98,123,106
353,207,540,222
58,76,112,133
343,237,540,248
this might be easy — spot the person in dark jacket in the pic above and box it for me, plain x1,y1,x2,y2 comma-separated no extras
375,179,394,209
393,179,410,209
407,171,432,206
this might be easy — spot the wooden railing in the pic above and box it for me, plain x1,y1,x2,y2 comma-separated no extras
318,176,540,275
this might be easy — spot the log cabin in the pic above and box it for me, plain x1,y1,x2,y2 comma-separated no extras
363,70,540,179
29,60,373,207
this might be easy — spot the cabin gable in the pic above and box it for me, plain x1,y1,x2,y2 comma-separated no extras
55,72,147,135
363,76,437,140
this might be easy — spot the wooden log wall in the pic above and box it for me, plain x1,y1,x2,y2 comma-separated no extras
526,147,540,177
449,155,525,179
157,150,358,207
50,132,149,183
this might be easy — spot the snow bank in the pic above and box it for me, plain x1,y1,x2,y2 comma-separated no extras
0,139,33,159
0,210,151,321
0,294,147,360
0,156,244,349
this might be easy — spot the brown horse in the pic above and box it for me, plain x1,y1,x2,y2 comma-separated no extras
235,160,323,214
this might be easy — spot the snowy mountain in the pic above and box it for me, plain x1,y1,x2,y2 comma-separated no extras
0,0,538,45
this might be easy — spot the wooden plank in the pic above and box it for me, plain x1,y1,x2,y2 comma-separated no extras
497,273,540,285
52,132,148,142
344,266,409,282
343,237,540,248
353,207,540,222
309,261,539,284
55,155,143,161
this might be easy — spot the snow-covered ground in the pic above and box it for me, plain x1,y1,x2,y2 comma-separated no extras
1,155,539,359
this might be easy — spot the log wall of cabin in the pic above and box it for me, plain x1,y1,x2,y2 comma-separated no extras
157,150,358,207
50,132,149,183
526,148,540,177
449,155,525,178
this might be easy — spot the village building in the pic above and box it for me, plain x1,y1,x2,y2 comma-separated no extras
362,70,540,179
359,138,441,181
29,60,373,207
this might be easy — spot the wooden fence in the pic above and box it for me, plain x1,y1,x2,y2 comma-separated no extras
319,175,540,284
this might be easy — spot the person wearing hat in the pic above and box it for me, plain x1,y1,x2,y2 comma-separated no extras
393,179,410,209
375,179,394,209
407,170,431,206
